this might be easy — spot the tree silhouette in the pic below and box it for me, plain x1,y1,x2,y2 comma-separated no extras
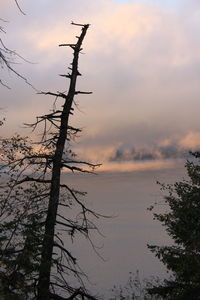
0,22,101,300
148,151,200,299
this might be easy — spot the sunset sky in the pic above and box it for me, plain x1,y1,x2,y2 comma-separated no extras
1,0,200,170
1,1,200,294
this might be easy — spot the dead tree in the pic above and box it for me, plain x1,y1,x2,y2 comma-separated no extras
0,23,101,300
36,22,99,300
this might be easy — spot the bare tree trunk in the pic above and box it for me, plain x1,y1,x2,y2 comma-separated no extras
37,23,89,300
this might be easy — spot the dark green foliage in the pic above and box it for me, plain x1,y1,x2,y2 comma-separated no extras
148,152,200,299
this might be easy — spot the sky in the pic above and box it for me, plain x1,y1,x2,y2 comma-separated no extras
1,0,200,170
1,0,199,294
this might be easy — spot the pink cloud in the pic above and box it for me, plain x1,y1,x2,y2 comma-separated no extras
179,132,200,149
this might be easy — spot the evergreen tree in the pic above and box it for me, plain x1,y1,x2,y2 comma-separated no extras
148,152,200,299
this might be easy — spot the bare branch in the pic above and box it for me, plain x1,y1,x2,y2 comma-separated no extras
37,91,68,99
59,44,76,48
14,0,26,15
59,74,72,79
53,242,76,264
71,21,90,27
14,176,51,185
75,91,93,95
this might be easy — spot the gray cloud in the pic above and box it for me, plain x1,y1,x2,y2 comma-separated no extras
110,143,188,162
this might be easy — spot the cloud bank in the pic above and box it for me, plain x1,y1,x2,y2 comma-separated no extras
1,0,200,171
110,132,200,162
